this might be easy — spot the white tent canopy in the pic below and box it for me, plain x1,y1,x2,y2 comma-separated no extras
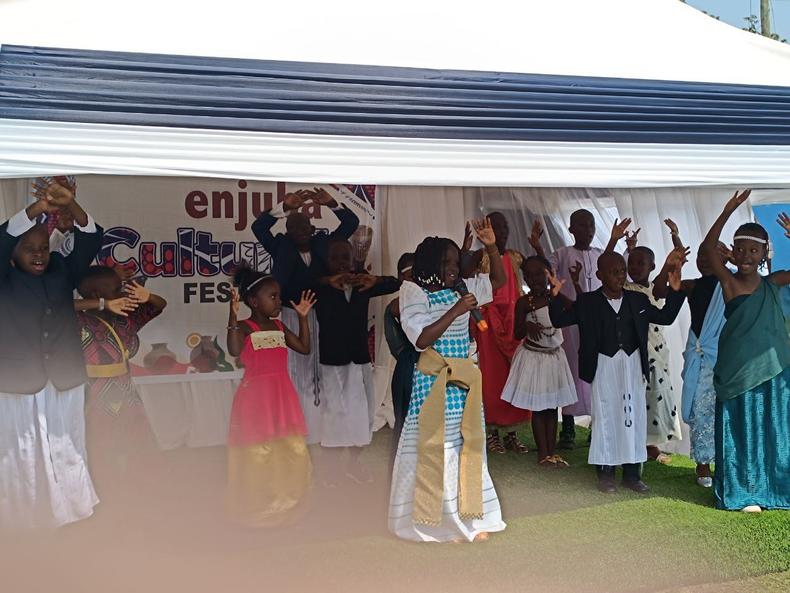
2,0,790,187
1,0,790,85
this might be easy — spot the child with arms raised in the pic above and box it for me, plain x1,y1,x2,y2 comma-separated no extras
314,238,400,484
653,222,731,488
701,190,790,512
501,256,578,468
623,231,690,464
0,179,103,529
226,266,315,526
544,211,632,449
549,249,687,493
252,188,359,444
76,267,167,497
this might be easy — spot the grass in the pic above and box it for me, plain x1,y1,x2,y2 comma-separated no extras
7,425,788,593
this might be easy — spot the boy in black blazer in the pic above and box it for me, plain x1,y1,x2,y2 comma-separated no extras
0,178,103,529
313,238,399,484
549,250,687,493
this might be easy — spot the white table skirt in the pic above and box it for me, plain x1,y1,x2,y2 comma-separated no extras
135,364,396,451
135,373,239,450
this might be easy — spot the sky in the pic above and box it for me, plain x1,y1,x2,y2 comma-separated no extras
686,0,790,40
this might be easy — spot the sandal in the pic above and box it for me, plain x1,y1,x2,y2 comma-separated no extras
655,453,672,465
538,456,557,468
503,432,529,454
487,432,506,454
550,455,570,468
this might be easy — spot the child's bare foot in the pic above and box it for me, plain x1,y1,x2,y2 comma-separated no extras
473,532,490,542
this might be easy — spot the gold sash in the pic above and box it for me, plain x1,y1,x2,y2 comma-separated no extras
413,349,484,526
85,315,130,379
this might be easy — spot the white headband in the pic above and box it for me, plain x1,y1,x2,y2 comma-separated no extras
400,265,413,273
733,235,767,244
247,275,272,291
733,235,773,259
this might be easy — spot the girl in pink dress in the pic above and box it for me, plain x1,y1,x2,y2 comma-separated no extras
226,265,316,527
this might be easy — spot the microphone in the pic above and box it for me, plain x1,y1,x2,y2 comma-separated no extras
454,280,488,332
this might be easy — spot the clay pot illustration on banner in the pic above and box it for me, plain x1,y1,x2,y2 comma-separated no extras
143,343,178,373
188,334,220,373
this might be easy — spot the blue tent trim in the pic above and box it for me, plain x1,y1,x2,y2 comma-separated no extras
2,44,790,144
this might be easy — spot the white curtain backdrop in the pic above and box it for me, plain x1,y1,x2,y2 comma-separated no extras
380,185,754,453
0,178,761,452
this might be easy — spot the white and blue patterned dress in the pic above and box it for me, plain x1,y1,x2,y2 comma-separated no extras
388,277,506,542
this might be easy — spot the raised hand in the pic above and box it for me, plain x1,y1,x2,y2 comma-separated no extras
609,217,632,243
31,180,73,214
716,243,734,264
664,219,679,236
106,297,137,317
569,262,582,285
291,290,317,317
327,273,354,291
354,273,378,292
723,190,751,214
472,217,496,247
664,246,690,269
625,228,640,252
283,192,307,211
547,269,566,297
229,288,240,317
310,187,337,206
778,212,790,238
124,280,150,304
528,219,544,251
462,221,474,252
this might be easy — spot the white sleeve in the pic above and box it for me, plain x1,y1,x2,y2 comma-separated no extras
466,274,493,307
399,281,432,352
73,213,97,233
6,208,36,237
269,202,288,218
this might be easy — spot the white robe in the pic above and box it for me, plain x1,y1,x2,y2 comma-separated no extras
0,384,98,530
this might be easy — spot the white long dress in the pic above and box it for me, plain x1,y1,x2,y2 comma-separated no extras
549,246,603,416
0,384,99,530
388,277,506,542
624,282,683,447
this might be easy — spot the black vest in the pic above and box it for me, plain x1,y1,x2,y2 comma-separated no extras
598,298,640,357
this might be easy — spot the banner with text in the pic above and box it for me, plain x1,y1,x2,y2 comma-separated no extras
73,175,377,381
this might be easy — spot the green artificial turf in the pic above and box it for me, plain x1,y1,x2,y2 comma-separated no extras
240,426,790,593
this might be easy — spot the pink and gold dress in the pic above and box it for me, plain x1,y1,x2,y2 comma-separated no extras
227,319,311,526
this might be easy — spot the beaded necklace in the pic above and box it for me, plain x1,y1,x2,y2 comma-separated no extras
525,292,557,339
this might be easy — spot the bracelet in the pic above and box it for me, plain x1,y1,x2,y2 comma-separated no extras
227,325,241,331
98,297,105,312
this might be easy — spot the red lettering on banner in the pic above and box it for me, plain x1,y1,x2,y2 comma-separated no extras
184,180,332,231
185,190,208,218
